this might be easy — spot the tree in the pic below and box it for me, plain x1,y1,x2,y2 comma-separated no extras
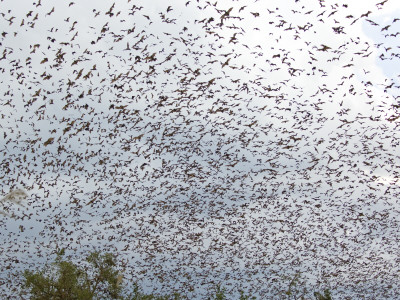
314,289,332,300
128,283,182,300
282,273,307,300
211,284,226,300
22,250,123,300
22,249,333,299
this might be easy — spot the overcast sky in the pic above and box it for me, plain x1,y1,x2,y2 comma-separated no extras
1,0,400,298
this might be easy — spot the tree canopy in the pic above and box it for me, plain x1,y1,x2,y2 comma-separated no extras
21,250,331,300
22,250,122,300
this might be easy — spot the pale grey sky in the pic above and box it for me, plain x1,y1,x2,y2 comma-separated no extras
1,0,400,298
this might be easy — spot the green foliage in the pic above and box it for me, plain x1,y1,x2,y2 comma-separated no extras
280,273,333,300
85,251,122,299
283,272,308,299
239,290,256,300
212,284,226,300
22,250,122,300
208,284,256,300
23,260,91,300
314,289,332,300
22,251,333,300
128,282,182,300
